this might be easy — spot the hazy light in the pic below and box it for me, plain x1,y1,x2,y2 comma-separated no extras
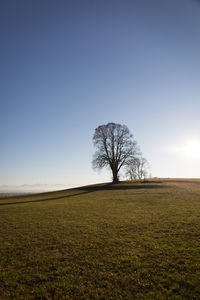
182,140,200,158
169,139,200,159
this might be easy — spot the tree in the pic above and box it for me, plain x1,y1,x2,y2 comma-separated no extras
125,156,149,180
92,122,139,183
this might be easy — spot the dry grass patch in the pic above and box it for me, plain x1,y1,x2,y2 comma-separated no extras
0,179,200,299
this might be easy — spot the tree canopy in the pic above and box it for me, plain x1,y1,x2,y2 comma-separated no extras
125,156,149,180
92,122,139,183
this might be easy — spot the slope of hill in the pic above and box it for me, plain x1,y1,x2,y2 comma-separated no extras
0,179,200,299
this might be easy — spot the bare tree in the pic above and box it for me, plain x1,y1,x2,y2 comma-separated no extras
92,122,139,183
125,156,149,180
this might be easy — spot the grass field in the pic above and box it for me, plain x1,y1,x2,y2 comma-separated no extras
0,179,200,299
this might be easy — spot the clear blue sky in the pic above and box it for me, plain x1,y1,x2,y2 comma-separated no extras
1,0,200,188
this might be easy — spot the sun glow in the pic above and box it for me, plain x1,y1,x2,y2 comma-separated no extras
170,139,200,159
182,140,200,158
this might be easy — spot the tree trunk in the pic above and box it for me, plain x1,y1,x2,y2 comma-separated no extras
112,169,119,183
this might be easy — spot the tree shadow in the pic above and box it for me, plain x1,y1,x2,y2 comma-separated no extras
76,182,166,192
0,182,166,206
0,190,95,206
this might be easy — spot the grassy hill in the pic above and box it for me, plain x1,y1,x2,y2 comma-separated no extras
1,179,200,299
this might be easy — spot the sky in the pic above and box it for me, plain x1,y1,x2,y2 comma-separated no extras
1,0,200,191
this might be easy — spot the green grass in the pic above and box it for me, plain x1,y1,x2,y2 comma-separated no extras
1,179,200,299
